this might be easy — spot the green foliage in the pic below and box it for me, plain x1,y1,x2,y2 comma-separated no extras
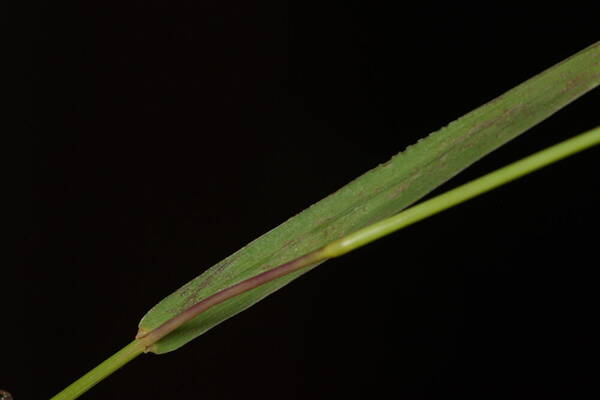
138,41,600,354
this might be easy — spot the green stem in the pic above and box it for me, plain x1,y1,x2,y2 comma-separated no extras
50,126,599,400
323,126,600,257
49,340,145,400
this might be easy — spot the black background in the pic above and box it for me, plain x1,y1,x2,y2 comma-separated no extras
20,1,599,399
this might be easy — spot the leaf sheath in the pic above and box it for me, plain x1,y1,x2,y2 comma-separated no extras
137,126,599,352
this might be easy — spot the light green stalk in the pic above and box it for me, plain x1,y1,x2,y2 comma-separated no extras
50,126,599,400
323,126,600,257
49,341,145,400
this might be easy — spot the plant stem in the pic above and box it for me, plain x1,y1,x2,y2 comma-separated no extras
323,126,600,257
50,126,599,400
49,340,145,400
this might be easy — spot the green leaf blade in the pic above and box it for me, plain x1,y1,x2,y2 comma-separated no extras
139,41,599,354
